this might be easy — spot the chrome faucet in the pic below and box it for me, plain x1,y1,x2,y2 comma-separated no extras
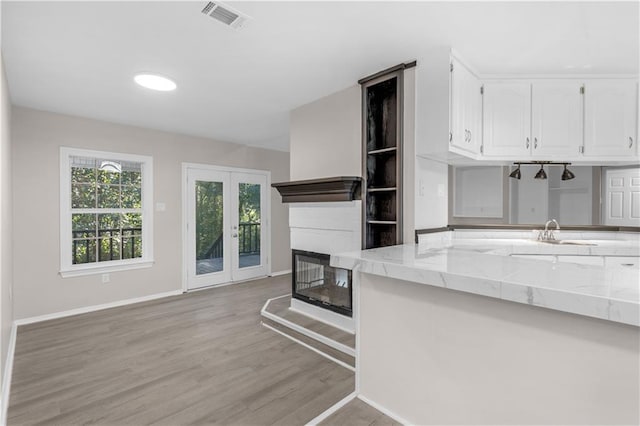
538,219,560,241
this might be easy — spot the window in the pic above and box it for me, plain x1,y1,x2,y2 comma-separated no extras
60,147,153,277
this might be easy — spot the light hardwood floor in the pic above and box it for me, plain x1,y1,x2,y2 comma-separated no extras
320,399,400,426
8,275,355,425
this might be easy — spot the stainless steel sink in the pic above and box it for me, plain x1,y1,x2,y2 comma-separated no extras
539,240,597,246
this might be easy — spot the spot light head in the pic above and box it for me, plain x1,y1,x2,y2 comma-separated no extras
561,164,575,181
534,165,547,180
509,164,521,180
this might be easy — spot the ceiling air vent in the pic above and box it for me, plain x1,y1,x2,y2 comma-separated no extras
201,2,250,30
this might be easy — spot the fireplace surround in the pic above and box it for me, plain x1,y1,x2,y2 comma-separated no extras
292,249,352,317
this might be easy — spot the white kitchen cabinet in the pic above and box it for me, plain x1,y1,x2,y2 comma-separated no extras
604,256,639,269
450,58,481,155
482,82,531,157
583,80,638,158
531,81,583,158
483,81,583,159
416,47,638,165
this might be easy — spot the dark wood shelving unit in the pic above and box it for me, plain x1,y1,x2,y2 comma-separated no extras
361,68,404,249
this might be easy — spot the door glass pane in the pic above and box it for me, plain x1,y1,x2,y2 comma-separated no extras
238,182,261,268
196,181,224,275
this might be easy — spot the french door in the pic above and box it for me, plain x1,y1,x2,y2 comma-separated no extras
184,164,269,290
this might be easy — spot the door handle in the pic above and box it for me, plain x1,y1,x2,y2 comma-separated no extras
232,233,238,238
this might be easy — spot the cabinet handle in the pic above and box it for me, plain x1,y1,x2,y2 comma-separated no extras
468,130,472,143
534,138,538,149
630,137,634,149
526,137,530,149
449,132,453,143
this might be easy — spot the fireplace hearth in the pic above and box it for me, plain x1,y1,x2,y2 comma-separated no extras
292,249,352,317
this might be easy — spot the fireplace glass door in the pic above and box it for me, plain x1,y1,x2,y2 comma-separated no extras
292,250,352,317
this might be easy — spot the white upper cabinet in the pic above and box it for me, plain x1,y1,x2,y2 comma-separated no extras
450,58,481,155
583,80,638,158
415,47,638,164
531,81,584,158
482,82,531,157
483,81,586,159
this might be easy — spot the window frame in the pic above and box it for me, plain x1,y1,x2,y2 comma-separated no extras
59,147,154,277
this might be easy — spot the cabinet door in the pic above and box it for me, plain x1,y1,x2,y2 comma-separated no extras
584,80,638,157
531,82,583,158
450,59,480,155
482,82,531,157
449,58,468,152
465,72,482,153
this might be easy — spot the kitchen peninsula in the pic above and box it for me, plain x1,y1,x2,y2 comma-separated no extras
332,229,640,425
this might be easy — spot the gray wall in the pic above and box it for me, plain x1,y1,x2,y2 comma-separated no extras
289,84,361,180
11,107,290,320
1,54,14,387
359,272,639,424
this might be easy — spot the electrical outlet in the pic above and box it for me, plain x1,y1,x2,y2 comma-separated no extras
102,273,110,284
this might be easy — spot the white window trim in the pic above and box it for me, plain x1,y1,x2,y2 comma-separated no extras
59,147,154,278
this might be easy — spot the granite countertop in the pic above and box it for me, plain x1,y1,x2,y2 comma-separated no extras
331,238,640,326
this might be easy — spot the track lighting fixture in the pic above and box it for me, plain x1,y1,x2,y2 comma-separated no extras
508,162,575,181
534,164,547,180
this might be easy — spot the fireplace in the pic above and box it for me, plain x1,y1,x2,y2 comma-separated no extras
292,249,352,317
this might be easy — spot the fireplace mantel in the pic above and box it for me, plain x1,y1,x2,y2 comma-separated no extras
271,176,362,203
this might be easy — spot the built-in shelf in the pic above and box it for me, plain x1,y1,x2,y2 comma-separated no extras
361,67,404,249
271,176,362,203
367,187,397,192
367,146,397,155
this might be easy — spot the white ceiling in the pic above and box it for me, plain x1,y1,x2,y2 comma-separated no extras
2,1,638,152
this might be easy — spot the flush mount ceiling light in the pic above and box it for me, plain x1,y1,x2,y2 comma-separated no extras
134,73,177,91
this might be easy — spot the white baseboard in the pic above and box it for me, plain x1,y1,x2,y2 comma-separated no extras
270,269,291,277
304,391,357,426
1,323,17,426
14,290,183,326
357,394,410,426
